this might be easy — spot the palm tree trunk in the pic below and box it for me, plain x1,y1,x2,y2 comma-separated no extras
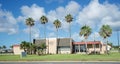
85,39,87,54
29,26,31,43
104,38,108,54
69,23,72,53
94,35,96,54
44,24,48,54
56,28,58,54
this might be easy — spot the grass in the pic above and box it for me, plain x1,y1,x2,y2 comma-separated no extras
0,52,120,61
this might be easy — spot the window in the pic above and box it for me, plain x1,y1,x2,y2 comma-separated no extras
96,44,99,48
87,44,92,48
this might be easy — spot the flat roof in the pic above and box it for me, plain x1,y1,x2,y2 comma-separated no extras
73,41,101,45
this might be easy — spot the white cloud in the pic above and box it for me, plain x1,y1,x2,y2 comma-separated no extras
76,0,120,30
0,6,18,34
72,32,84,42
19,4,46,22
90,32,100,41
23,27,40,39
19,4,46,38
47,1,81,31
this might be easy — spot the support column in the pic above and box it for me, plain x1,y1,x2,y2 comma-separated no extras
79,45,80,52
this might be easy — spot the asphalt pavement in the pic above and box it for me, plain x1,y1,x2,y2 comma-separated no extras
0,61,120,64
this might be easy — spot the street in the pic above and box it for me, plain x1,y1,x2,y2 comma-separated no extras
0,61,120,64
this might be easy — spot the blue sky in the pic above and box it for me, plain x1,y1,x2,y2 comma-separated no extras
0,0,120,48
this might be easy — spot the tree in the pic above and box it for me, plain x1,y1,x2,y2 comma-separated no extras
25,17,35,43
65,14,73,53
79,25,92,54
10,45,13,49
37,43,46,55
0,46,2,49
53,19,61,53
99,25,112,54
30,43,37,54
2,45,6,49
40,15,48,53
20,41,28,52
53,19,61,38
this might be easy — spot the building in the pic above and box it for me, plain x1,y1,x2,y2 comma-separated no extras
73,41,106,54
13,45,24,55
13,38,108,55
33,38,73,54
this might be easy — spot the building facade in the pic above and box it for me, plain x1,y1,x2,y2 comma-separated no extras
33,38,73,54
73,41,106,54
13,38,109,55
13,45,24,55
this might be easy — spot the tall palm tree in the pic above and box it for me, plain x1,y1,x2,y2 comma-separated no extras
40,15,48,53
53,19,61,54
99,25,112,54
65,14,73,53
79,25,92,54
25,17,35,43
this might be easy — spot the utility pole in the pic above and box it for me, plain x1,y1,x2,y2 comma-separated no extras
117,30,120,53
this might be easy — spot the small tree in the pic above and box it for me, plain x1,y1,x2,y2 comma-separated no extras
37,43,46,55
0,46,2,49
2,45,6,49
20,41,28,53
30,43,37,54
10,45,13,49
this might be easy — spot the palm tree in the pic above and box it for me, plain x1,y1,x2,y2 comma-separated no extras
20,41,28,52
65,14,73,53
53,19,61,54
30,43,37,54
99,25,112,54
40,15,48,53
37,43,46,55
25,17,35,43
40,15,48,39
40,43,46,54
79,25,92,54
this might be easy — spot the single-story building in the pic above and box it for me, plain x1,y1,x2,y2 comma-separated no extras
33,38,74,54
73,41,108,54
13,38,110,55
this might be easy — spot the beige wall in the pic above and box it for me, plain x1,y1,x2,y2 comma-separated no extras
58,48,71,54
59,50,71,54
46,38,57,54
13,45,24,55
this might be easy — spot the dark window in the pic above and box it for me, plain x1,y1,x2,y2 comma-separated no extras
87,44,92,48
96,44,99,48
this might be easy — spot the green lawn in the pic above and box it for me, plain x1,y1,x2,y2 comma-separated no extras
0,52,120,61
